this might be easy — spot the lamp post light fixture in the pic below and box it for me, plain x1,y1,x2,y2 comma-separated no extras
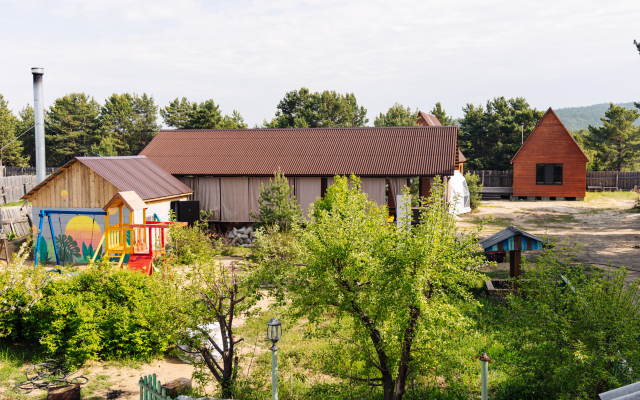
267,318,282,400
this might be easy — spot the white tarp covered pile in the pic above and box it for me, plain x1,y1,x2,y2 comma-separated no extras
226,226,256,246
449,170,471,215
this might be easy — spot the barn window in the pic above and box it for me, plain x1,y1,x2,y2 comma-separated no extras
536,164,563,185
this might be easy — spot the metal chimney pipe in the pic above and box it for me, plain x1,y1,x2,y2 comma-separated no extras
32,68,46,184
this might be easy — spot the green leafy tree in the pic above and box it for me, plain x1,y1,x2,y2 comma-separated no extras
160,98,247,130
160,97,195,129
635,39,640,55
499,241,640,398
254,177,487,400
100,93,161,156
0,95,29,167
155,240,256,398
458,97,544,170
250,169,302,231
430,102,456,125
585,103,640,171
46,93,101,165
374,103,418,127
16,104,35,166
90,137,118,157
573,129,603,171
263,88,368,128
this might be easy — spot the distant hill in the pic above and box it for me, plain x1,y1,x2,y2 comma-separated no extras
555,102,639,131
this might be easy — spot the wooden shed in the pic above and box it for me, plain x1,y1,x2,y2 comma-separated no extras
511,108,589,200
22,156,192,264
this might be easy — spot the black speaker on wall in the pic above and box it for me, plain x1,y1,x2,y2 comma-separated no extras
171,201,200,226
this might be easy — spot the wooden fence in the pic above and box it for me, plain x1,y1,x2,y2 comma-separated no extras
3,166,57,176
0,175,38,204
467,170,513,187
468,170,640,190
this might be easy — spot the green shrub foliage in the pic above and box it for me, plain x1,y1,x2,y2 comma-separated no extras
22,267,171,364
497,242,640,399
464,172,482,210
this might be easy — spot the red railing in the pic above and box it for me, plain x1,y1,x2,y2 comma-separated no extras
129,222,187,256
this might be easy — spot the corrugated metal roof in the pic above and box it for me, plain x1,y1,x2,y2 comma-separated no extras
23,156,193,201
140,126,458,177
479,225,545,250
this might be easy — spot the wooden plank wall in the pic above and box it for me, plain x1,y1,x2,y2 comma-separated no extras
0,175,38,203
29,161,120,208
512,111,588,197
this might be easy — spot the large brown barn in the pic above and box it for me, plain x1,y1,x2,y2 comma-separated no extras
140,126,461,223
511,108,589,200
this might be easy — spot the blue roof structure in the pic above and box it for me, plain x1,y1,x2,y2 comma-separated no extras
479,225,546,252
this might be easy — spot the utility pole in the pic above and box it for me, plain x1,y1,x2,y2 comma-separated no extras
521,123,524,145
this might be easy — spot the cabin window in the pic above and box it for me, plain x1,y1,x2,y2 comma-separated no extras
536,164,563,185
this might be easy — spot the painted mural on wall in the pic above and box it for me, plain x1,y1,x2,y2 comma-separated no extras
34,207,128,264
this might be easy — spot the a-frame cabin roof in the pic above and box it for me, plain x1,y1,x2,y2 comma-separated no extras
511,107,589,163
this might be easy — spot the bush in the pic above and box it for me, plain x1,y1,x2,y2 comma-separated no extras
167,210,216,265
21,266,172,364
496,243,640,399
464,172,482,210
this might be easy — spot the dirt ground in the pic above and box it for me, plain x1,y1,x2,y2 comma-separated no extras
456,194,640,281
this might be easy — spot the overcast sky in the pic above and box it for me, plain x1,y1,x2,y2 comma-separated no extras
1,0,639,127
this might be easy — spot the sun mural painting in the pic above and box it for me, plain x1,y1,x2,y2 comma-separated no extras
62,216,103,262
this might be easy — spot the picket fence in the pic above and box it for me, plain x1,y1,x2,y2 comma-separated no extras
467,170,640,190
139,373,173,400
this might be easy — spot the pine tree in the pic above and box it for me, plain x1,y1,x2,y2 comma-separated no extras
250,169,302,231
46,93,101,165
430,102,456,125
0,95,29,167
16,105,35,166
100,93,134,155
374,103,418,127
264,88,368,128
585,103,640,171
129,93,160,154
458,97,544,170
159,97,195,129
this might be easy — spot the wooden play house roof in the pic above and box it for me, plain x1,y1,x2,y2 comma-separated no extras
479,225,545,252
23,156,193,208
103,191,148,212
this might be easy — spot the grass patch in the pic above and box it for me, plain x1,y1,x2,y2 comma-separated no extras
0,201,29,208
585,191,638,202
220,245,253,257
484,270,511,280
531,213,577,226
465,216,514,228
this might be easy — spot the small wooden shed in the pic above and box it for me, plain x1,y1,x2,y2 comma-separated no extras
511,108,589,200
22,156,192,264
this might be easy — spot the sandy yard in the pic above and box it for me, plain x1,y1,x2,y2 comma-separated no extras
457,194,640,281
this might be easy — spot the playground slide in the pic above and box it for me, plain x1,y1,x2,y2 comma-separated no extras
127,254,153,276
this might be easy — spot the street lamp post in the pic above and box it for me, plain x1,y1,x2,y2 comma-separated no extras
267,318,282,400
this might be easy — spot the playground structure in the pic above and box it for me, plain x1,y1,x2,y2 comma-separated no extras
91,191,185,274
